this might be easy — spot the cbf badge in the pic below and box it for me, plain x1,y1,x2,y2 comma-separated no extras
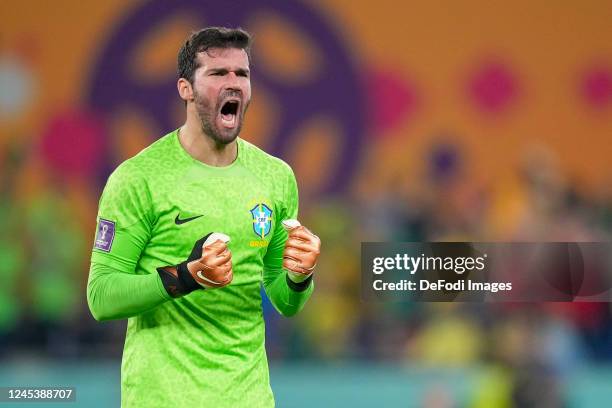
250,203,273,238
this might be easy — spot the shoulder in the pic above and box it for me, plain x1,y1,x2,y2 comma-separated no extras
239,138,294,179
98,137,173,221
238,139,298,208
107,132,176,184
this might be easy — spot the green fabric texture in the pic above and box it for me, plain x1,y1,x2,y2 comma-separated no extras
87,130,313,407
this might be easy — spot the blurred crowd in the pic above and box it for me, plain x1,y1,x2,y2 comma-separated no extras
1,135,611,407
268,142,612,406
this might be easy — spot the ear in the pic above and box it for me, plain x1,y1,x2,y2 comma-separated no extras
177,78,194,102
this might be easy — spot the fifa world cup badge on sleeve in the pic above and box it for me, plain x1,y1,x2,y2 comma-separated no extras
94,219,116,252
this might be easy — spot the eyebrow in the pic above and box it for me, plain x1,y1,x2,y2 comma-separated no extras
207,68,250,76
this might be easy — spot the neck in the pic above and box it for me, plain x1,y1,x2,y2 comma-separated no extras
178,116,238,167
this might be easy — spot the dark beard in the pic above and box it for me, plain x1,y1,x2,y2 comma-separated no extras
194,90,245,145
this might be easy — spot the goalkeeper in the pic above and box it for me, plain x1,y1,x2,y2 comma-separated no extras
87,27,320,407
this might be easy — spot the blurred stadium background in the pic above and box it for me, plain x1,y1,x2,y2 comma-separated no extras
1,0,611,406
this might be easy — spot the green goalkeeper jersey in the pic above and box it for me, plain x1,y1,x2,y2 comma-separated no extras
87,130,313,407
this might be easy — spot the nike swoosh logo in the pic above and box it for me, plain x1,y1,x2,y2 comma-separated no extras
174,214,203,225
196,271,224,286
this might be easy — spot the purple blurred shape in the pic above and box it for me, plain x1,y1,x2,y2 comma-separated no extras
86,0,365,194
429,142,461,183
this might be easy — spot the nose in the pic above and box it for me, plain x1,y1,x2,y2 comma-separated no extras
225,72,242,90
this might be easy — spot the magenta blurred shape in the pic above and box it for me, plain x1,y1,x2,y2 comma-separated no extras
40,109,106,178
368,69,419,135
581,65,612,108
468,60,519,114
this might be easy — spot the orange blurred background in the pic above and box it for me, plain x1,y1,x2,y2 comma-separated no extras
1,1,611,406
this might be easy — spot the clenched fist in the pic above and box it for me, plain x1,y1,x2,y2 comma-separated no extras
282,220,321,283
157,232,233,297
188,233,233,289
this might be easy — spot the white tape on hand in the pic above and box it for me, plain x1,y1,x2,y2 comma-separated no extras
281,219,301,231
203,232,230,247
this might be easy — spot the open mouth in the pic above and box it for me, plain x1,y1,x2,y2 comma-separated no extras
220,100,240,128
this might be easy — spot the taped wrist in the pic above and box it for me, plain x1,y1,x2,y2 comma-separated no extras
157,233,213,298
286,273,313,292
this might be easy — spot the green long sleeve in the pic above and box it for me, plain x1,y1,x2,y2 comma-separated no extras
260,163,314,316
87,262,171,321
262,267,313,317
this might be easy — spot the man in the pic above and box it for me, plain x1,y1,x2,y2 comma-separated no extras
87,27,320,407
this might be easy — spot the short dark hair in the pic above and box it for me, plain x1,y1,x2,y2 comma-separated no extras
177,27,252,84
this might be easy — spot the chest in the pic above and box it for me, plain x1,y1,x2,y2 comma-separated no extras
149,169,278,263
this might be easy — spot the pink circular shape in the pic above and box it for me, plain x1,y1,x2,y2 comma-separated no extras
39,109,107,178
367,69,419,135
581,66,612,108
468,61,519,114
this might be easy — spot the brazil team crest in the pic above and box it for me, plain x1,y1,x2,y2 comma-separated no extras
250,203,273,238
